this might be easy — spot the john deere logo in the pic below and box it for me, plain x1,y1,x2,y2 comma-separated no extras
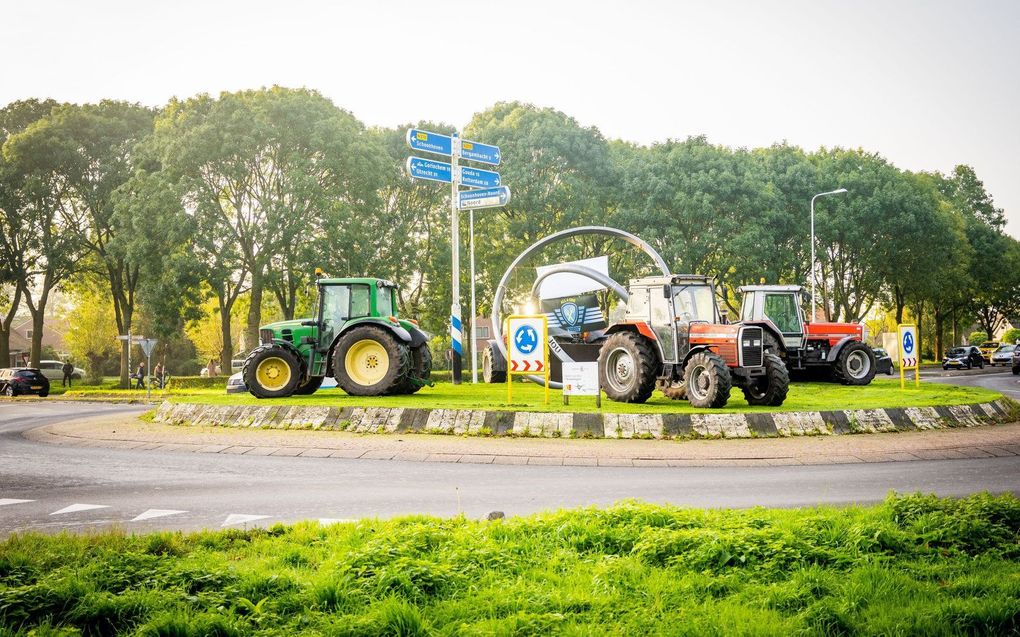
560,302,579,327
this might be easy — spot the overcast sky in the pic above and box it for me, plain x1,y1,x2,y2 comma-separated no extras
5,0,1018,236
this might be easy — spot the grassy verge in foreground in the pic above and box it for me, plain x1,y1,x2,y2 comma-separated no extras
1,494,1018,635
55,377,1004,414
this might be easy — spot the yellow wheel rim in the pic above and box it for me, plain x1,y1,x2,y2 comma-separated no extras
255,356,292,391
345,339,389,386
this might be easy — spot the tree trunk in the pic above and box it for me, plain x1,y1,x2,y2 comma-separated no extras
29,308,44,367
934,307,944,360
220,304,234,374
0,286,21,367
893,285,905,324
246,270,264,354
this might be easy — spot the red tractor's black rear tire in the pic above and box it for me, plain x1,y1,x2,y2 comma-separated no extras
742,352,789,406
832,341,877,386
598,331,658,403
684,351,732,409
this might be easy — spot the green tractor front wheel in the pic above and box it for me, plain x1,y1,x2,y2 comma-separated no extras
333,326,410,396
243,345,302,399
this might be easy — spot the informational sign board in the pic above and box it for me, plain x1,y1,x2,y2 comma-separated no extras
406,128,501,165
458,186,511,210
563,362,599,395
505,314,549,404
458,165,501,188
897,323,920,389
406,156,452,183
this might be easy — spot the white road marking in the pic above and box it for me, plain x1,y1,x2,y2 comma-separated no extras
131,509,187,522
222,513,270,527
50,503,110,515
0,499,35,507
318,518,359,526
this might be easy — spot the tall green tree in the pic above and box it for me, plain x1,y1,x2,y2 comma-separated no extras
131,87,387,367
937,165,1018,336
0,99,58,365
4,101,154,383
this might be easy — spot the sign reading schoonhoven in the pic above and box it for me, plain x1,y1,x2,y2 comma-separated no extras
505,314,549,404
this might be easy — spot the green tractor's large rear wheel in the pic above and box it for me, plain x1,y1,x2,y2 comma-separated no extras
243,345,302,399
394,343,433,394
333,326,410,396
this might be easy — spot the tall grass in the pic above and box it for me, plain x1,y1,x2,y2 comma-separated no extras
1,493,1018,635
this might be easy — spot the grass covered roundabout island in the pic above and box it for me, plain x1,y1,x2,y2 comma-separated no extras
58,378,1002,415
0,494,1018,635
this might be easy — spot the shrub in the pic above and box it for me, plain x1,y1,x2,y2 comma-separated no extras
968,330,989,345
1001,327,1020,346
166,376,228,390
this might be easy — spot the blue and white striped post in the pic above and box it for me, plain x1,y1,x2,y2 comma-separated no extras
449,133,463,383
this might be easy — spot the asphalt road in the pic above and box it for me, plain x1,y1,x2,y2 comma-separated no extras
1,400,1018,536
924,367,1020,399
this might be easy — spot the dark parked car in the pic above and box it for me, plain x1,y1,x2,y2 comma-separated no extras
872,347,894,375
942,346,984,370
0,368,50,397
1013,346,1020,375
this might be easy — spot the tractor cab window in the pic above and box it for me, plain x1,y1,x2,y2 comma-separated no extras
321,285,351,328
764,293,801,334
376,285,395,316
672,285,716,323
350,285,371,318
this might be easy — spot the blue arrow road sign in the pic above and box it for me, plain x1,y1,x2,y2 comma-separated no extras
459,166,500,188
406,128,453,156
406,128,501,165
458,186,511,210
460,139,501,165
406,156,452,183
903,331,914,354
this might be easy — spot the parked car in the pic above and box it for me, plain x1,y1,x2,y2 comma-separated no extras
225,372,338,394
0,368,51,397
978,341,1000,363
1013,347,1020,375
37,360,84,381
943,346,984,370
989,344,1016,366
872,347,894,375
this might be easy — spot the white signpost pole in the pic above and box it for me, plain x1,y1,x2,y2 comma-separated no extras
450,133,463,385
469,208,477,384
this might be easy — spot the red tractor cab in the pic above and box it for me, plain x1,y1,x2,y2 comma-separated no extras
738,285,877,385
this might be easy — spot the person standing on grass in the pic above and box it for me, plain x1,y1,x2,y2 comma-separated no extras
153,361,165,388
135,361,146,389
61,360,74,387
206,358,217,378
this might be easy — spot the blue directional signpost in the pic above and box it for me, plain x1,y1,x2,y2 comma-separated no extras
458,186,511,210
405,128,511,383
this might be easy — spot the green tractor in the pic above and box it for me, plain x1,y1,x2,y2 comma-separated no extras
243,276,432,398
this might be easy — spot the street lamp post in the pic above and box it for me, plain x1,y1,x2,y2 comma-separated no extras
810,188,847,320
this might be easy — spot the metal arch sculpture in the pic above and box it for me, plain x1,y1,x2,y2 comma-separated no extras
489,226,671,388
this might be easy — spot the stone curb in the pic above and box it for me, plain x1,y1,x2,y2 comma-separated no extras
25,420,1020,468
152,398,1020,440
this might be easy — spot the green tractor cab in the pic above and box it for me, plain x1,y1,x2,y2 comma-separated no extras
243,277,432,398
